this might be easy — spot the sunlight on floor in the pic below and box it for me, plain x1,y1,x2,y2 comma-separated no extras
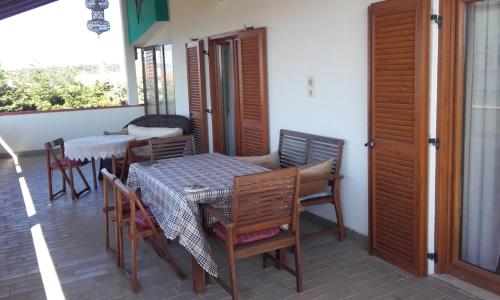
31,224,66,300
0,136,22,173
19,177,37,217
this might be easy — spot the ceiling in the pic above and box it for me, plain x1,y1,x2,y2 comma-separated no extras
0,0,58,21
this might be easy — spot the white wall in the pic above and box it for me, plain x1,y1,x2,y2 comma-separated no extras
149,0,371,235
0,106,144,154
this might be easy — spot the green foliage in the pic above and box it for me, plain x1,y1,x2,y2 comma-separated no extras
0,66,127,113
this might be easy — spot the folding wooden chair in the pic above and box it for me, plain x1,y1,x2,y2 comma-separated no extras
114,179,185,292
149,135,195,161
45,138,94,201
202,168,303,300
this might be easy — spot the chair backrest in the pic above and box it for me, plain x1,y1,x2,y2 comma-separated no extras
114,179,157,234
149,135,195,161
232,168,300,237
278,129,344,175
45,138,65,166
124,114,192,135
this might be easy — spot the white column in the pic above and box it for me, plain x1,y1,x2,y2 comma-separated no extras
119,0,139,105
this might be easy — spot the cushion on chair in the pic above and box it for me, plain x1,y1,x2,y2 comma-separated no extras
103,128,128,135
212,222,280,245
299,159,333,197
237,151,281,170
127,124,183,157
135,209,157,230
50,158,82,169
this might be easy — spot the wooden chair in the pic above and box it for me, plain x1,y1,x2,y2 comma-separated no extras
278,129,345,241
118,140,151,182
101,168,134,267
202,168,303,300
114,179,185,292
149,135,195,161
45,138,94,201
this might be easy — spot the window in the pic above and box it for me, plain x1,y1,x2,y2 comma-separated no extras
137,44,175,115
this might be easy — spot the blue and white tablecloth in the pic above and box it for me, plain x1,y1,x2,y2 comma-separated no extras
127,153,268,277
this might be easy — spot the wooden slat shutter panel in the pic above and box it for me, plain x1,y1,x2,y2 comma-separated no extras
186,40,209,154
236,28,269,156
369,0,429,277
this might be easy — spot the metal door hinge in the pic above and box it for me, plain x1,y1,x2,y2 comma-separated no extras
364,139,375,149
204,50,209,56
427,252,438,262
206,109,212,114
430,14,443,29
429,138,440,150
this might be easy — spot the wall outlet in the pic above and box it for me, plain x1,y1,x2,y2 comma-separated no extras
307,76,315,97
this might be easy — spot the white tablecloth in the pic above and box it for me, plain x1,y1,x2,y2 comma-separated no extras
64,135,136,161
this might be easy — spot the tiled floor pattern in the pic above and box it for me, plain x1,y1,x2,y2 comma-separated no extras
0,155,490,300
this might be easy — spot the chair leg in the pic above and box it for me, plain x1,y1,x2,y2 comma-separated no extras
148,237,186,279
131,236,139,293
333,197,345,241
91,158,97,190
68,167,76,200
61,170,66,192
294,237,303,293
116,224,123,267
76,166,91,192
104,209,110,252
48,169,54,201
226,238,238,300
275,248,286,269
228,255,238,300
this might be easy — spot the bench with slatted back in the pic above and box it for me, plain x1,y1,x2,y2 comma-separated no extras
278,129,345,241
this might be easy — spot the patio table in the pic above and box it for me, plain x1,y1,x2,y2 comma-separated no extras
127,153,268,292
65,135,136,187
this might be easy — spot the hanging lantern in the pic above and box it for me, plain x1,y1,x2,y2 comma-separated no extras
86,0,110,36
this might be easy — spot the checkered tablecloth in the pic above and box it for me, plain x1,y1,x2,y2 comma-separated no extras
127,153,269,277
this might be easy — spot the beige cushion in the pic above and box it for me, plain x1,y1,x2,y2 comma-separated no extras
237,151,281,170
127,124,183,140
103,128,128,135
299,159,333,197
127,124,183,156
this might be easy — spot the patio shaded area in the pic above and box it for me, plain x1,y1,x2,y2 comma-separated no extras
0,154,482,300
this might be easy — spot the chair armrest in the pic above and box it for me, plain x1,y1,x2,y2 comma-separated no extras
203,204,234,229
127,140,149,162
128,139,149,149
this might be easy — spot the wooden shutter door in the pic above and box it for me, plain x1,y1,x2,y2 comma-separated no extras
369,0,429,277
236,28,269,156
186,40,209,154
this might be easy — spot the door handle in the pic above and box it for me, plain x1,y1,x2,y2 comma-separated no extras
364,140,375,148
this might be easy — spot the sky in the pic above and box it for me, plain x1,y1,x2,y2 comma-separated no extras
0,0,125,70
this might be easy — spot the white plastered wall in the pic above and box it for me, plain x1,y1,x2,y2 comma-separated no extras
0,106,144,154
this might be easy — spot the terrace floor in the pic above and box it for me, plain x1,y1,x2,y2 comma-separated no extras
0,155,489,300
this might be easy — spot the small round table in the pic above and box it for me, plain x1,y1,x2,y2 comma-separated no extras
65,135,136,188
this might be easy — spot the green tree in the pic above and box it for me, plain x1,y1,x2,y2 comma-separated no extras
0,66,127,112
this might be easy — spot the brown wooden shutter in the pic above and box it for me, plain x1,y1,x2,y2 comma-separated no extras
369,0,429,277
186,40,209,154
236,28,269,156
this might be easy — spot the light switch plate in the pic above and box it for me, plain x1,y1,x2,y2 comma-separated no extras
307,76,315,97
